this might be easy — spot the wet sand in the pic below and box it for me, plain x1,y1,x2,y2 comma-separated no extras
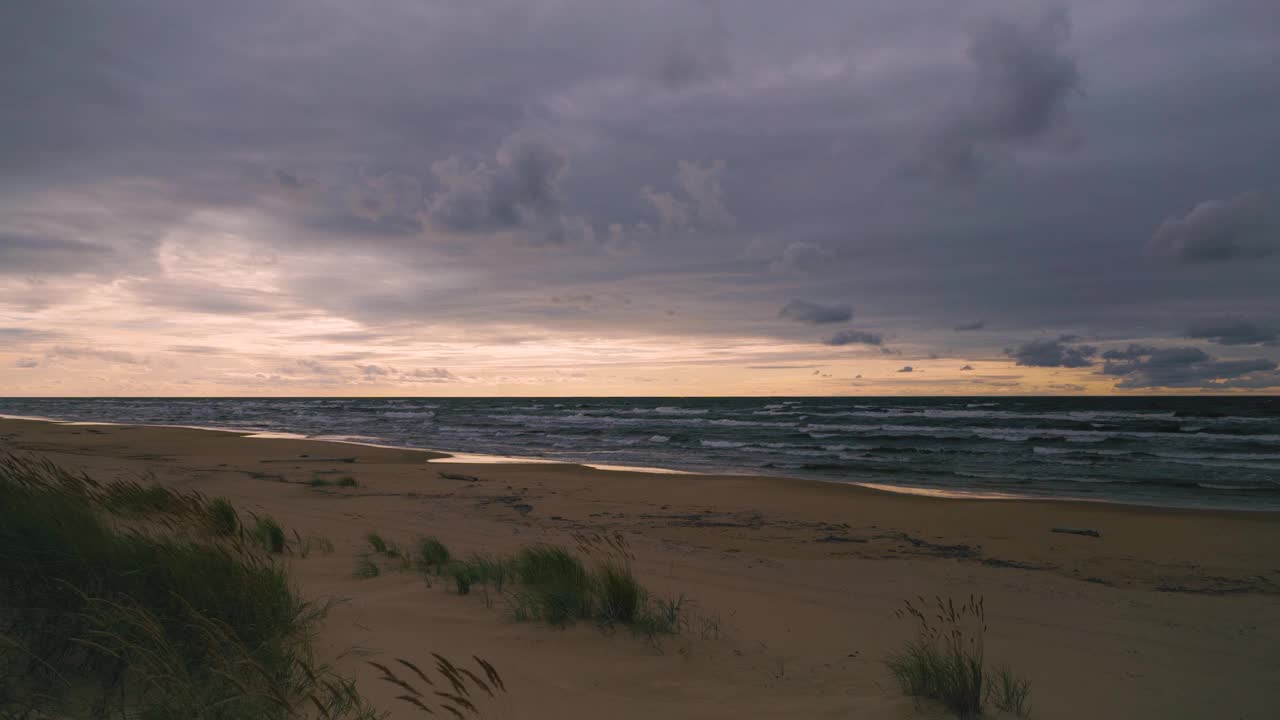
3,416,1278,719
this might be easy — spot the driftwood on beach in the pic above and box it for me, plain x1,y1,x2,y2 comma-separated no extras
1051,527,1101,537
260,457,357,464
438,471,481,482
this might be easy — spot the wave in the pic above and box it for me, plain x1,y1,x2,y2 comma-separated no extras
5,396,1279,510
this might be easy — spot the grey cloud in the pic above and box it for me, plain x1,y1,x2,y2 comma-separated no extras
770,242,832,273
0,234,113,275
920,6,1081,181
960,364,974,370
639,160,735,233
290,331,391,344
954,320,985,332
355,364,457,383
779,299,852,325
14,358,39,368
0,327,63,342
276,359,336,375
1100,345,1155,360
167,345,226,355
126,280,281,316
356,364,392,379
969,7,1081,143
273,170,303,190
402,367,457,383
1007,338,1097,367
824,329,884,346
1099,345,1279,389
1185,319,1277,346
428,133,569,241
46,346,147,365
1148,192,1276,263
656,1,729,90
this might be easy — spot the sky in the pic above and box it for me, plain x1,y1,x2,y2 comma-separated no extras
1,0,1278,396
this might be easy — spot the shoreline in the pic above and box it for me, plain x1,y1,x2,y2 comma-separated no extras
2,415,1278,718
4,411,1276,513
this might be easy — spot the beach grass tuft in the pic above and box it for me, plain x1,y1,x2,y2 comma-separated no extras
336,476,358,487
206,496,240,536
367,532,390,555
415,536,452,573
252,515,287,554
0,452,381,719
512,545,593,626
594,560,644,625
990,663,1032,717
354,555,382,579
885,595,1031,719
415,537,688,638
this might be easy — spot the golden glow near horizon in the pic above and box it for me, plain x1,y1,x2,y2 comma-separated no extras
0,300,1204,397
0,217,1273,396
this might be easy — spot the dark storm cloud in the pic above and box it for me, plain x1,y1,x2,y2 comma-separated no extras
779,299,852,324
1007,338,1096,367
1184,319,1278,346
1099,345,1279,389
897,366,914,373
960,364,974,370
0,0,1279,394
1147,192,1276,263
919,6,1082,182
824,330,884,347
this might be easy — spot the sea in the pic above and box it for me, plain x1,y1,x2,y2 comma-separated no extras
2,396,1279,510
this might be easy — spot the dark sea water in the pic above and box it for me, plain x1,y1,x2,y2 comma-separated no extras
3,396,1279,510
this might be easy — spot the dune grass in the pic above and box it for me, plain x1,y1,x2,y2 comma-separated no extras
414,536,452,572
336,476,358,487
885,595,1031,719
206,497,240,536
0,453,380,719
990,664,1032,717
354,555,382,579
252,515,287,554
410,536,687,638
367,532,390,555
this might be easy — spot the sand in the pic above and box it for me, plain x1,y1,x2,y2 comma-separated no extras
3,416,1278,719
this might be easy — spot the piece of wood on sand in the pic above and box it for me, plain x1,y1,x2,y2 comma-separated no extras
261,457,357,464
438,471,481,482
1051,526,1101,537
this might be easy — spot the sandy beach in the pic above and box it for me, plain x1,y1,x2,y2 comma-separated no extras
3,416,1278,719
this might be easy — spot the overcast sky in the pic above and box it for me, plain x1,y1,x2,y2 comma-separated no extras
2,0,1278,396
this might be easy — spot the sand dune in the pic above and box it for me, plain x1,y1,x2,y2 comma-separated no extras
3,417,1277,719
